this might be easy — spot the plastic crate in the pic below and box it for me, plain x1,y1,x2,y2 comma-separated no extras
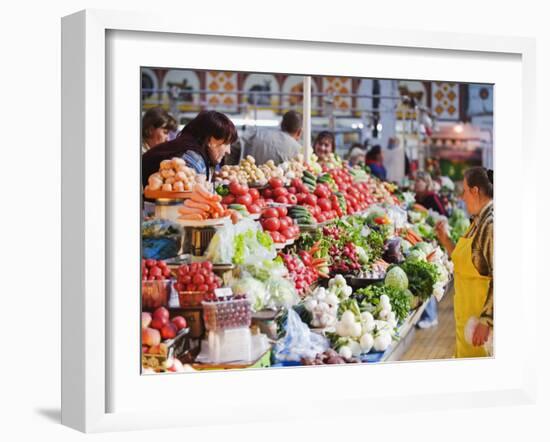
142,280,172,309
178,290,210,308
207,328,252,363
202,297,251,331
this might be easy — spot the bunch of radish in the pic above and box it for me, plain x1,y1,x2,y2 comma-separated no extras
259,206,300,243
279,252,319,296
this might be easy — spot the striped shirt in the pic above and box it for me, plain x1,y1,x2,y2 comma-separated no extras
464,201,494,327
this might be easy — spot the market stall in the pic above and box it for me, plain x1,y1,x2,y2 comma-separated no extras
141,151,466,373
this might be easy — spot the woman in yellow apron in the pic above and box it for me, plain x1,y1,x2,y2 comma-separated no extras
435,167,494,358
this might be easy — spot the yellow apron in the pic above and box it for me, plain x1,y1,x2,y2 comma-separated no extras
451,235,491,358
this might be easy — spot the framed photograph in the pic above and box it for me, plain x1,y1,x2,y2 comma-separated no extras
61,9,537,433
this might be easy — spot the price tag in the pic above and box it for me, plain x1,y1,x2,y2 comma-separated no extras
214,287,233,298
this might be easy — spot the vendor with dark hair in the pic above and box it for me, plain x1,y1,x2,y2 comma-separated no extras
436,166,494,358
141,107,178,154
142,110,237,187
365,145,387,180
313,131,336,161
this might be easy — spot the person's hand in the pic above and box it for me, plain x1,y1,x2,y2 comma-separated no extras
472,323,491,346
435,220,450,244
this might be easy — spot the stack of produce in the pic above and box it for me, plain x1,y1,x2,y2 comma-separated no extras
259,206,300,244
215,155,267,186
145,157,199,192
220,181,267,215
141,258,172,281
142,306,188,354
177,184,229,221
279,251,327,296
260,177,298,205
318,152,344,170
174,261,222,301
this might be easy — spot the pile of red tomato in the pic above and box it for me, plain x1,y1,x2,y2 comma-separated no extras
221,181,267,215
261,177,298,205
259,206,300,243
174,261,221,299
328,168,374,214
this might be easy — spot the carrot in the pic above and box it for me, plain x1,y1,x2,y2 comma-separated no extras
178,213,203,221
178,206,206,216
426,251,436,262
188,191,214,206
195,184,219,201
184,199,210,212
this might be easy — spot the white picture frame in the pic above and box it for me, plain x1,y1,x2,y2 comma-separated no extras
61,9,537,433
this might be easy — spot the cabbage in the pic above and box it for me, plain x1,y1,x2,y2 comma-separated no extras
385,267,409,290
407,250,426,262
355,245,370,265
265,277,300,309
231,275,268,312
412,242,432,255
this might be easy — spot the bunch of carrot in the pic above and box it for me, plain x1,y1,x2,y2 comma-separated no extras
401,228,423,245
177,184,232,221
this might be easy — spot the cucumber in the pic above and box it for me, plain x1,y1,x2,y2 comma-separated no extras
228,204,248,213
303,171,316,181
302,177,317,186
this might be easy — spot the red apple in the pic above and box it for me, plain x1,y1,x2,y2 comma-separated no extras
141,312,152,329
160,323,177,340
150,317,168,330
153,306,169,321
171,316,188,331
142,327,161,347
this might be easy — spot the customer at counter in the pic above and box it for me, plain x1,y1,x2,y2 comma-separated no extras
365,145,387,180
142,110,237,187
313,131,336,162
242,110,303,165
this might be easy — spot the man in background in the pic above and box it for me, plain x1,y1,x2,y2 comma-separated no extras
242,110,303,165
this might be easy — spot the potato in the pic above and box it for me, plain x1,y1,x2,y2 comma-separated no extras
160,169,175,179
161,183,173,192
164,177,176,185
173,181,184,192
147,175,163,191
160,160,173,170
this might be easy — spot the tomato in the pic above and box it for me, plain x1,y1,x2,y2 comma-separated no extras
249,188,260,201
157,260,167,269
331,199,340,210
269,177,284,189
202,261,213,271
145,259,156,268
317,198,332,212
221,194,236,205
276,206,288,217
262,188,273,199
187,284,197,292
208,283,217,292
198,284,209,292
267,230,279,242
317,214,326,223
192,274,205,285
304,194,318,206
283,216,293,227
287,186,297,194
296,193,307,204
279,217,289,230
273,187,288,198
275,195,289,204
263,217,281,232
149,266,162,277
262,207,279,219
281,228,294,240
272,232,284,243
287,194,298,205
190,262,200,273
236,193,252,206
290,178,303,188
229,181,247,196
162,267,171,278
205,275,214,285
247,204,261,214
298,185,310,194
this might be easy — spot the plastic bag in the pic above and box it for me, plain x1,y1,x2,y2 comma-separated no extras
274,308,330,362
464,316,493,356
204,222,236,264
